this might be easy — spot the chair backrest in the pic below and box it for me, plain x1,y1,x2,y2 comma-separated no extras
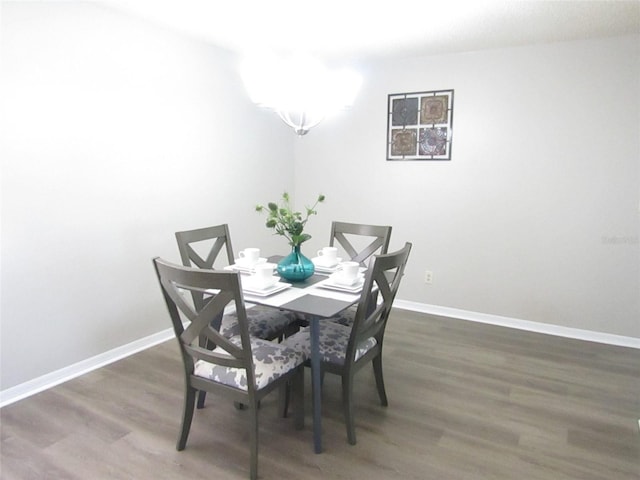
175,224,235,270
175,224,235,314
153,257,257,392
348,242,412,361
329,221,392,268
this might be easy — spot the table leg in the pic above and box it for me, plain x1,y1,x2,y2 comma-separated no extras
310,317,322,453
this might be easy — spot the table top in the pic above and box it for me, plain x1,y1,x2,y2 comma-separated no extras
222,254,364,319
238,269,362,319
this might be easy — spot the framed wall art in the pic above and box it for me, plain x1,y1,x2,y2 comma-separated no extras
386,89,454,161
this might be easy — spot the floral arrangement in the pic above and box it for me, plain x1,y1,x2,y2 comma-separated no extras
255,192,325,247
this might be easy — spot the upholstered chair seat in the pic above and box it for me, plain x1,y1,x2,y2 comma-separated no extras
282,322,376,365
221,306,297,340
328,306,357,328
194,335,306,391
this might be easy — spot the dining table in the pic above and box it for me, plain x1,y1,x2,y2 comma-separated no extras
226,255,363,454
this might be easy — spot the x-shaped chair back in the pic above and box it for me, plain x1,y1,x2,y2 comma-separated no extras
175,224,235,313
175,224,235,270
348,242,412,362
329,221,392,268
153,257,254,386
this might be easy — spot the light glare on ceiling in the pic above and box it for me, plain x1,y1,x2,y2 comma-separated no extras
240,52,362,136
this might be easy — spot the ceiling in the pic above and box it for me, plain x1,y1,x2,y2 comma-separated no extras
103,0,640,62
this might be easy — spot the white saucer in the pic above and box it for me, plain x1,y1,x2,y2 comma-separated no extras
312,256,342,268
320,275,365,293
235,257,267,269
243,275,279,291
330,271,364,286
243,281,291,297
312,256,343,271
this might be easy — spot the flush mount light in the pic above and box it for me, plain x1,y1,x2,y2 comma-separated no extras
240,52,362,136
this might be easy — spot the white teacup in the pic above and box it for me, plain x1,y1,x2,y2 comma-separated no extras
338,261,360,283
238,247,260,265
317,246,338,266
253,263,276,287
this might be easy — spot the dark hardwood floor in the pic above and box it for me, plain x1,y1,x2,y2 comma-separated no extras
2,310,639,479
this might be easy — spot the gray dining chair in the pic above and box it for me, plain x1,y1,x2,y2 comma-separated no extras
175,224,298,341
176,224,300,408
153,257,305,480
282,242,412,445
327,221,392,327
329,221,392,268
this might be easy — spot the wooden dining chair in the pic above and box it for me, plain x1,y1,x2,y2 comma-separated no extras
329,221,392,267
175,224,298,342
282,242,412,445
327,221,392,328
153,257,305,480
176,224,300,408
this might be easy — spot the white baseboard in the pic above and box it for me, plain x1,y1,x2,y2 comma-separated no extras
2,301,638,409
0,328,175,408
394,300,640,350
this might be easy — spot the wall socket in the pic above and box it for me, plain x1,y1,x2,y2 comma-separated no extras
424,270,433,284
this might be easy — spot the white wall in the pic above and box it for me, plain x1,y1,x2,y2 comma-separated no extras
0,2,294,390
295,35,640,338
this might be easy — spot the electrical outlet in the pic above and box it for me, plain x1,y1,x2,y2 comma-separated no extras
424,270,433,284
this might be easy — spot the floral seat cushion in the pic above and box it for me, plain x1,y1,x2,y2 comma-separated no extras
220,306,297,340
193,336,306,391
281,321,376,366
329,305,356,327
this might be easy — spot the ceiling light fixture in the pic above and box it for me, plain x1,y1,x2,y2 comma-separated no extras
240,52,362,136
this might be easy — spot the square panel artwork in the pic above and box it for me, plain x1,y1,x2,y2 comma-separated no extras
386,90,454,161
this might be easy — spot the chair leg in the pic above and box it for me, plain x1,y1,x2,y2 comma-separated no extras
236,401,259,410
372,355,388,407
249,401,259,480
196,390,207,409
278,380,291,418
196,335,212,409
293,367,304,430
177,386,197,451
282,321,301,339
341,374,357,445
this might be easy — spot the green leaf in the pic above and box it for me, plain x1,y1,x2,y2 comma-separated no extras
295,233,312,244
256,192,325,247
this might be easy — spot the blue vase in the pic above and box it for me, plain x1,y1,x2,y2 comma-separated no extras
277,244,315,282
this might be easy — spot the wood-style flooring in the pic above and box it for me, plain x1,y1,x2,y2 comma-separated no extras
1,310,639,479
